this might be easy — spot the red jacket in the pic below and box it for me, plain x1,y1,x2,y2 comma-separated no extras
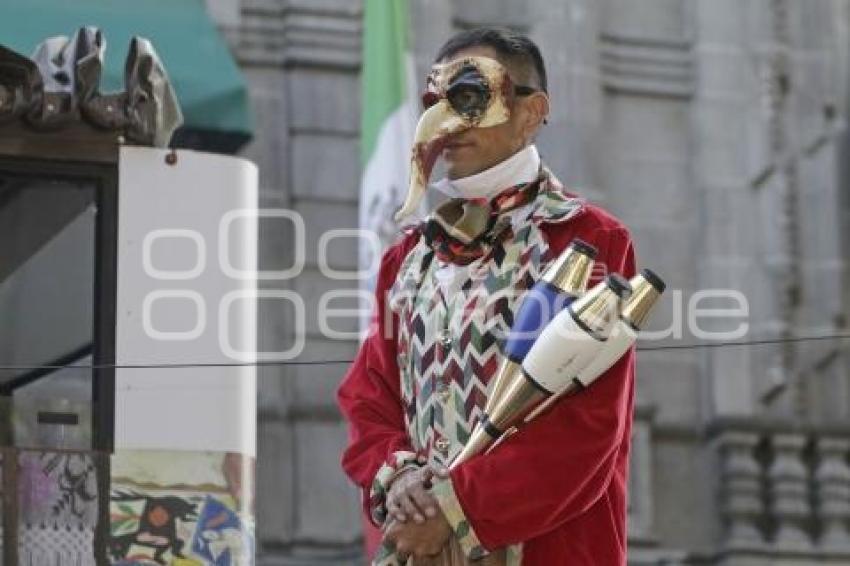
338,200,636,565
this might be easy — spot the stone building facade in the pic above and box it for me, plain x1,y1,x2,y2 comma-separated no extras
208,0,850,564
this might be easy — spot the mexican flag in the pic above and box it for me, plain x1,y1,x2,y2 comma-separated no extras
359,0,420,307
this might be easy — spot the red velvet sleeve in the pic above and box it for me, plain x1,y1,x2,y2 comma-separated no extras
337,232,421,519
448,224,637,549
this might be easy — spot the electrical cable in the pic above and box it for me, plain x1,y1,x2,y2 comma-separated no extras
2,332,850,371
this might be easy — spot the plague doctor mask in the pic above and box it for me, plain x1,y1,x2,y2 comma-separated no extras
394,55,539,221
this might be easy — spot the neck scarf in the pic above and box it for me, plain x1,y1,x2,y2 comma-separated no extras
432,144,541,200
422,175,543,265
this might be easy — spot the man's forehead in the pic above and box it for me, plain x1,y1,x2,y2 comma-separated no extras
428,53,510,82
440,45,500,63
430,47,523,85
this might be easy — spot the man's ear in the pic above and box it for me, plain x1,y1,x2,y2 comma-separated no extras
521,92,550,137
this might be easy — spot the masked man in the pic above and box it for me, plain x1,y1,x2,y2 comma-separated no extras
338,27,636,565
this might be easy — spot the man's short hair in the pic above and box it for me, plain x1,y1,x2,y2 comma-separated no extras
434,27,548,94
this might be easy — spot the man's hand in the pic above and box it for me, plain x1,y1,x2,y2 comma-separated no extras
384,507,452,560
386,464,448,524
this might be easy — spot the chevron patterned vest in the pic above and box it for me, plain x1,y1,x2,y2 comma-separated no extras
388,171,584,468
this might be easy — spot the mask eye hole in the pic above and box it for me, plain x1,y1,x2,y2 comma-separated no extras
446,82,489,117
446,64,490,118
421,90,440,109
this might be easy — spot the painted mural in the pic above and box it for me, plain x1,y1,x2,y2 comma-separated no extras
109,449,255,566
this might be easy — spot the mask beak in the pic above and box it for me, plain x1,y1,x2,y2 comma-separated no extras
395,99,468,221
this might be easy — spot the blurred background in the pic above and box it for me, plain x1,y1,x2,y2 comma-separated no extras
211,0,850,564
5,0,850,564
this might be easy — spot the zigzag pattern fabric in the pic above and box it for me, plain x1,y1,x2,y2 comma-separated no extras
388,172,583,468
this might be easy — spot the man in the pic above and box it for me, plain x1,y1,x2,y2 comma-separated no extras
338,27,636,565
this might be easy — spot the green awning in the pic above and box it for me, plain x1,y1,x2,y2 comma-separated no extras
1,0,253,152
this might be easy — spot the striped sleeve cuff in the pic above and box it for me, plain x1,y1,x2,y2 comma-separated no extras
431,477,489,560
369,450,426,526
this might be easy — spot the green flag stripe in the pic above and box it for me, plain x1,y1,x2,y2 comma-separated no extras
360,0,410,165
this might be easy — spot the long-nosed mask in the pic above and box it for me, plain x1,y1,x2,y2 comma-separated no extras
394,55,536,221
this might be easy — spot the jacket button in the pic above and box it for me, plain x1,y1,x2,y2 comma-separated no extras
435,437,451,453
438,387,451,403
438,329,452,348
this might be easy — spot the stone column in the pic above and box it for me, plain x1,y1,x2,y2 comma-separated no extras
815,437,850,550
528,0,603,194
693,0,765,418
628,408,655,540
768,433,812,550
718,431,765,548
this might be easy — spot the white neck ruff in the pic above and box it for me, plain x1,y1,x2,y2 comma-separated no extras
433,144,541,200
